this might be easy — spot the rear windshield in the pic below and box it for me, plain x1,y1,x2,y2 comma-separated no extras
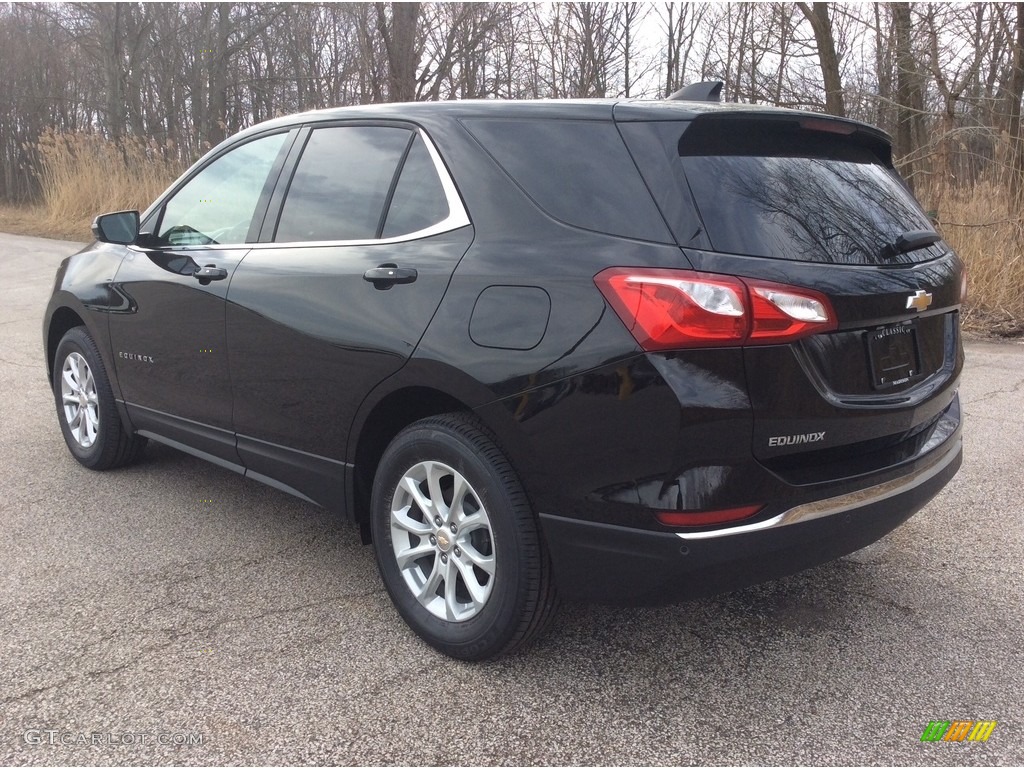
679,120,941,265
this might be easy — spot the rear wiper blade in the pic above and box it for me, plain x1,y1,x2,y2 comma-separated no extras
880,229,941,258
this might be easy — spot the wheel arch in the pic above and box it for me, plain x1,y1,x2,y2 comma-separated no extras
46,305,88,380
347,359,545,543
46,296,128,411
350,386,471,542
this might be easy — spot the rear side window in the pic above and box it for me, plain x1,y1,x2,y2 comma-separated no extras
678,118,938,265
382,135,449,238
276,126,410,242
462,118,672,243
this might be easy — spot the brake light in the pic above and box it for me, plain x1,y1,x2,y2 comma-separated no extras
960,268,968,304
798,117,856,135
656,504,763,527
595,268,837,350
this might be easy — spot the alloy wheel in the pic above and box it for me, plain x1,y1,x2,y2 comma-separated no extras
60,351,100,448
389,460,496,622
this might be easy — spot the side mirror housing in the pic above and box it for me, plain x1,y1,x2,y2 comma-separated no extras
92,210,140,245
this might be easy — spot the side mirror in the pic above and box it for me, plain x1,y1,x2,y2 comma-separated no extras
91,210,140,245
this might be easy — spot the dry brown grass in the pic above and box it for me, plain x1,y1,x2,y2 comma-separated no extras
0,202,69,240
936,182,1024,337
32,129,185,241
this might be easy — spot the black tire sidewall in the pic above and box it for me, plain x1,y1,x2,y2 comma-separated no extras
53,328,121,469
371,420,535,660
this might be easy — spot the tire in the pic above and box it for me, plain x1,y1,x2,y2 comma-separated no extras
52,326,145,470
370,413,557,661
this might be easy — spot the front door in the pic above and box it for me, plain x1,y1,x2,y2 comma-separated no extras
109,130,291,465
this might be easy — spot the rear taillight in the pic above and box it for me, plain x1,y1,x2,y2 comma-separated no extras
746,282,834,341
595,267,837,350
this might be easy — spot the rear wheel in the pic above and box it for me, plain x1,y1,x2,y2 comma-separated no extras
370,414,557,661
53,327,144,470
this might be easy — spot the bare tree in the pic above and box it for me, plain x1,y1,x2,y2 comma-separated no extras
376,2,421,102
662,3,707,96
1007,3,1024,206
924,3,992,209
0,0,1018,229
797,2,846,116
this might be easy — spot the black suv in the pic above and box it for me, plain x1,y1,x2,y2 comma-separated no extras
44,92,964,660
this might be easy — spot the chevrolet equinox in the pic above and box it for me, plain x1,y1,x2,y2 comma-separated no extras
44,88,964,660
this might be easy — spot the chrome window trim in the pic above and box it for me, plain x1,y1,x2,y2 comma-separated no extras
675,435,961,541
142,126,470,252
253,125,469,249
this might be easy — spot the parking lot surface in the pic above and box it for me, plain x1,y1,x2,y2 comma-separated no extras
0,232,1021,765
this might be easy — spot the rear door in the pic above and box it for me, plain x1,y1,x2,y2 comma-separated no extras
226,122,472,505
618,112,964,479
109,130,291,465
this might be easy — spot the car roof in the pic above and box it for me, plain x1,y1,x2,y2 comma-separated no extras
231,97,887,148
250,97,860,127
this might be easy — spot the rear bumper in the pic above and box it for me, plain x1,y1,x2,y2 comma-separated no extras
539,429,962,605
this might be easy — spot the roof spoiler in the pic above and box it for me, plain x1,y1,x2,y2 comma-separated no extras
666,81,723,103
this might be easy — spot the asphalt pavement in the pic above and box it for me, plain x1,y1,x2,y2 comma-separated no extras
0,232,1021,766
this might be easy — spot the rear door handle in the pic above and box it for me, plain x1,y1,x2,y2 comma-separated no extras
363,264,418,290
193,265,228,284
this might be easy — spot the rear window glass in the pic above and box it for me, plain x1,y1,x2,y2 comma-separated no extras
679,120,939,265
462,118,672,243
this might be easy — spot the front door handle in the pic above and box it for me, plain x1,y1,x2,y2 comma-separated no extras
193,265,228,285
363,263,418,290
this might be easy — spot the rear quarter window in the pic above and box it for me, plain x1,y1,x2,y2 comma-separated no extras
382,134,450,238
461,118,672,243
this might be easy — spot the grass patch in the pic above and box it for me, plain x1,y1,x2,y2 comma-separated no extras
32,129,186,241
937,183,1024,337
0,203,76,240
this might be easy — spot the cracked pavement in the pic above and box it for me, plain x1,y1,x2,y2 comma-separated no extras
0,232,1022,765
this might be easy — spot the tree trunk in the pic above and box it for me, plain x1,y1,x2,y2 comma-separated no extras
207,3,232,147
892,2,924,193
376,2,420,101
1008,3,1024,207
797,2,846,116
104,4,125,139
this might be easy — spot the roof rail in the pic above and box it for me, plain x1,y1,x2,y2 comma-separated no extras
666,81,723,102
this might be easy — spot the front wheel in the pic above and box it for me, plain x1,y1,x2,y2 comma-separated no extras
370,414,557,661
52,326,145,470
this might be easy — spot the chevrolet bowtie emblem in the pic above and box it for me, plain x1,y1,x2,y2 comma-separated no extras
906,290,933,312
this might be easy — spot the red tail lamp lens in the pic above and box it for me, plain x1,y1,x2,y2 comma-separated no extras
655,505,764,528
595,268,836,350
747,281,838,341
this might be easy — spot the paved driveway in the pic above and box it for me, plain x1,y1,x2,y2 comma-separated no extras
0,232,1021,765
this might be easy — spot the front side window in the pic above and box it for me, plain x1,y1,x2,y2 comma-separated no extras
275,126,411,242
158,132,287,246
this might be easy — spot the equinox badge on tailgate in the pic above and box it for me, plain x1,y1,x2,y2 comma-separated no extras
768,431,826,447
